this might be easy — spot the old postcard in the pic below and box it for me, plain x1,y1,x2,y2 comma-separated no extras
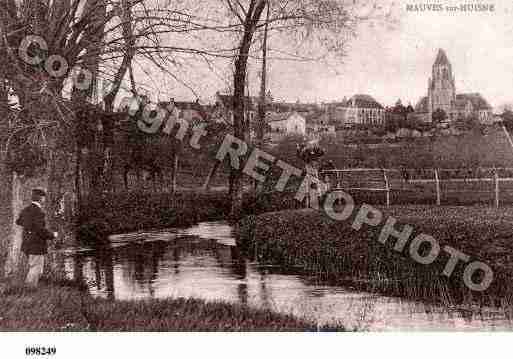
0,0,512,357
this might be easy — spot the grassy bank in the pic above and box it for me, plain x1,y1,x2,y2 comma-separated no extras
78,186,513,245
0,281,343,331
238,206,513,308
78,190,302,241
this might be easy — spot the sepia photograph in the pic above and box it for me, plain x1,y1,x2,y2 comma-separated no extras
0,0,513,356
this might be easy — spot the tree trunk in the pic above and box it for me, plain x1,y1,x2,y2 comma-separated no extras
75,146,82,222
44,147,74,281
171,154,179,194
231,64,248,217
257,2,270,141
102,0,134,112
3,87,75,283
203,161,221,191
229,0,267,218
0,163,13,279
3,173,44,281
0,82,12,278
4,172,24,279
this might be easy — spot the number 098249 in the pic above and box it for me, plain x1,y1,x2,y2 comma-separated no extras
25,347,56,356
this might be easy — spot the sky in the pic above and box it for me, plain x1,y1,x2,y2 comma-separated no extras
266,0,513,109
131,0,513,111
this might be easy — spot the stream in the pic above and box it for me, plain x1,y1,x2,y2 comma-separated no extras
62,221,513,331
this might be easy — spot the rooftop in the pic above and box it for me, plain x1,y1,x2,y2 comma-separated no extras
455,93,492,111
348,94,384,109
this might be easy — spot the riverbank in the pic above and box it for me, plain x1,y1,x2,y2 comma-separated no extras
79,192,229,241
0,280,344,331
238,206,513,308
78,190,300,241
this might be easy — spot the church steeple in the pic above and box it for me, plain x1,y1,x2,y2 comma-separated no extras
434,49,450,66
428,48,456,119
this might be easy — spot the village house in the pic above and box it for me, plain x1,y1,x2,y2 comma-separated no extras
267,111,306,137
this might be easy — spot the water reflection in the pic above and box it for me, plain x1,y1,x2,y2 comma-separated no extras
63,222,513,331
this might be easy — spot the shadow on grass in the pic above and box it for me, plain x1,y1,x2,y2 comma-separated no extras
0,280,346,332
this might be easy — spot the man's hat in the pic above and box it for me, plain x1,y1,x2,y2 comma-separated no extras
32,188,46,198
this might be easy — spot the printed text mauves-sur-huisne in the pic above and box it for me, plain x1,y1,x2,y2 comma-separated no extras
406,3,495,12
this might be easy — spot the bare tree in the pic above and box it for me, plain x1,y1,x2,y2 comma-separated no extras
0,0,211,280
216,0,391,216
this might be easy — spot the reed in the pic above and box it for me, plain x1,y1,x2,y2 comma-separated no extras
239,206,513,308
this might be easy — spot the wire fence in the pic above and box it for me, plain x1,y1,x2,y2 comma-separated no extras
321,168,513,207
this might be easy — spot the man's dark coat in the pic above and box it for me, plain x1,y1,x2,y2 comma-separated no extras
16,203,53,255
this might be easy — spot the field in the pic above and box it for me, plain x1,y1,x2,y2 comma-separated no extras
263,125,513,169
104,125,513,194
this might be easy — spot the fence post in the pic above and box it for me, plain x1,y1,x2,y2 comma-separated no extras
495,169,500,208
383,169,390,207
434,169,441,206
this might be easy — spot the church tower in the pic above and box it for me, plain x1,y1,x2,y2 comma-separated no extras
428,49,456,121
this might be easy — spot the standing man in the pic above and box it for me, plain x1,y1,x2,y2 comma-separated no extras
16,189,56,287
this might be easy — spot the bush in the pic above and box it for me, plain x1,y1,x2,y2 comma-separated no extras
79,191,231,239
78,190,305,242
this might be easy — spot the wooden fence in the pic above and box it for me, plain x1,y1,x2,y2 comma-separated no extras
320,168,513,208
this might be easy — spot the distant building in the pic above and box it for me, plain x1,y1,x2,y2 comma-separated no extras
212,91,274,125
270,101,320,114
267,111,306,136
415,49,493,124
453,94,494,124
321,99,349,127
385,99,415,127
340,94,385,127
158,98,208,124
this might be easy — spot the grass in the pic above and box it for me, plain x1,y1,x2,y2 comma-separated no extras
238,206,513,310
0,280,344,332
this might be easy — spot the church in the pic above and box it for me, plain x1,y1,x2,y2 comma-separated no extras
415,49,493,124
